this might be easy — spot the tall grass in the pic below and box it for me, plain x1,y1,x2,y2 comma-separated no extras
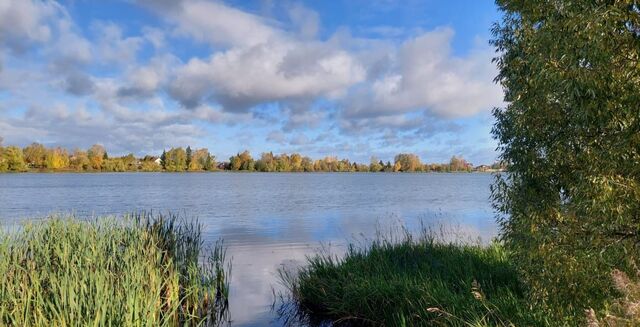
279,227,550,326
0,213,230,326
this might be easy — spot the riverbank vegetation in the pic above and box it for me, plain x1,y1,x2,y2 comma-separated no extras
280,229,549,326
0,213,230,326
0,139,504,173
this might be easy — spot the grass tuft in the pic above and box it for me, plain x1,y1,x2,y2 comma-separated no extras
0,212,230,326
279,227,550,326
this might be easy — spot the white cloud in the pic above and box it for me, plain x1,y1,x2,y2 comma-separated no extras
171,41,365,110
118,54,178,99
142,26,166,49
288,3,319,39
343,28,502,120
147,0,281,48
93,22,143,65
0,0,59,53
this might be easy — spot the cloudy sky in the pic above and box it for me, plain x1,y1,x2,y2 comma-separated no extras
0,0,503,164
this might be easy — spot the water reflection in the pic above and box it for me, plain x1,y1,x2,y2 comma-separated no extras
0,173,498,326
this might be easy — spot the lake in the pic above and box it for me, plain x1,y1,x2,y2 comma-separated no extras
0,172,498,326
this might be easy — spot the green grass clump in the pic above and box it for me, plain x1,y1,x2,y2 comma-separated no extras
0,213,230,326
281,230,550,326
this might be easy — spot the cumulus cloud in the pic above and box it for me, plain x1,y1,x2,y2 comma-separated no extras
342,28,502,121
266,131,286,145
0,0,59,53
139,0,281,48
2,102,208,154
93,22,143,65
288,3,320,39
170,41,364,110
61,71,95,96
118,54,178,99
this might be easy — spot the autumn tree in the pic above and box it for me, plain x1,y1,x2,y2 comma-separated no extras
394,153,422,172
189,148,213,171
87,144,106,170
45,147,69,170
492,0,640,320
290,153,303,172
70,149,90,171
23,143,47,168
369,157,382,172
229,150,254,171
0,147,6,172
449,156,471,172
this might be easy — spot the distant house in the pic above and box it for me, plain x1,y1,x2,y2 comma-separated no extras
154,157,162,166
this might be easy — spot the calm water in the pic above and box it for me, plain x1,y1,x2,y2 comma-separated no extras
0,172,497,326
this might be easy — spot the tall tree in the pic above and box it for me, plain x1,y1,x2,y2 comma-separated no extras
160,150,167,170
492,0,640,319
186,146,192,168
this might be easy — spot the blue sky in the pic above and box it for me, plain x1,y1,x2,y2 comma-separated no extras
0,0,503,164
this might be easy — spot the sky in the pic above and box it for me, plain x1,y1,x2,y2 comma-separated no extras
0,0,504,164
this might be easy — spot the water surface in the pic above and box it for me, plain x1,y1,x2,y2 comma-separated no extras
0,172,497,326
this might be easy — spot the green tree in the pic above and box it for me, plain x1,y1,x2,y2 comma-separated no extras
164,147,187,172
203,153,216,171
492,0,640,320
122,154,137,171
3,146,26,172
186,146,192,168
160,150,167,170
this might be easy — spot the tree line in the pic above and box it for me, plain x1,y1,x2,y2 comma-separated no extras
0,139,504,173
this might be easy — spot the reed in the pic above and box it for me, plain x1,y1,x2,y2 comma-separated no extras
280,227,550,326
0,212,230,326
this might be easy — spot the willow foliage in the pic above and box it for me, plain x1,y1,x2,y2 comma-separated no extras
491,0,640,321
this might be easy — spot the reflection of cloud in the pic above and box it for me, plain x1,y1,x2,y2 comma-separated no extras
224,243,319,326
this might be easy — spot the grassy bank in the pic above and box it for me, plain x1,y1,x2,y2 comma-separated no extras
280,230,549,326
0,213,230,326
